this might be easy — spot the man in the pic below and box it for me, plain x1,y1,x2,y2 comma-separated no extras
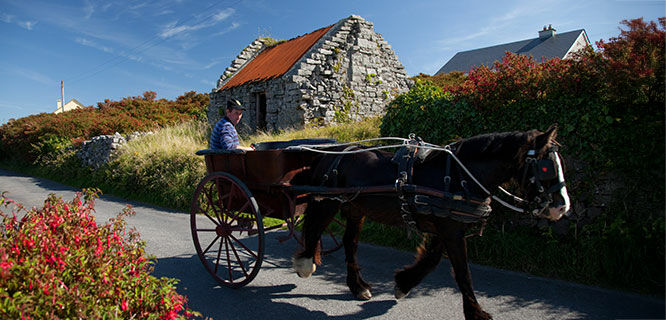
210,98,253,151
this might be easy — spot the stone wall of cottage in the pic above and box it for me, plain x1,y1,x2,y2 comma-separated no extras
208,15,412,134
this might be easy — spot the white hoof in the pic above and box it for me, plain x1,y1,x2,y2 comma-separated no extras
293,257,316,278
394,286,409,299
357,289,372,300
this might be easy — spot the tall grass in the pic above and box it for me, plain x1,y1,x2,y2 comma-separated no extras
101,121,210,210
241,116,382,145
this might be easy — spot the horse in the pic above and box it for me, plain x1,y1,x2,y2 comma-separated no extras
291,125,571,320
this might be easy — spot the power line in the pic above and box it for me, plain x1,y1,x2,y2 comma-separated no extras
66,0,243,85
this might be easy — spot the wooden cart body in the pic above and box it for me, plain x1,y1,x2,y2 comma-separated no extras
190,139,339,287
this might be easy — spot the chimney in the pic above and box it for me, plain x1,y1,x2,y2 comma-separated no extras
539,24,556,39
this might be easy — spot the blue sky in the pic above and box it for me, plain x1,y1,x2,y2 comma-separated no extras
1,0,663,124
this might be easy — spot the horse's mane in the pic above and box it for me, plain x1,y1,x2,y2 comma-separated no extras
427,131,533,163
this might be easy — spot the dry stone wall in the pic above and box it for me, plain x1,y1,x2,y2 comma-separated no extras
209,15,412,134
76,132,152,169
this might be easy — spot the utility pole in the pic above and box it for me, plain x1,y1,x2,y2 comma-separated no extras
61,81,65,113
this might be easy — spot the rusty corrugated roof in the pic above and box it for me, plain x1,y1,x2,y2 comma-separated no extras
220,24,334,90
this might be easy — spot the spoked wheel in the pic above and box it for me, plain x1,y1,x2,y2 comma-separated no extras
288,214,344,256
190,172,264,288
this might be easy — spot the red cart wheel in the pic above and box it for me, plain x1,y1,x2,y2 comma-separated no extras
190,172,264,288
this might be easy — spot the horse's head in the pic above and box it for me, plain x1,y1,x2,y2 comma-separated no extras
519,125,571,221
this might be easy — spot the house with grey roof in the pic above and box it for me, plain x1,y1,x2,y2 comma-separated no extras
436,26,591,74
209,15,412,133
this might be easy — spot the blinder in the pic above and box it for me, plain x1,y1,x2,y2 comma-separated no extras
536,159,558,181
523,147,566,217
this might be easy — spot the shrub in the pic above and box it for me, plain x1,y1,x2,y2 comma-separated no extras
380,17,665,294
0,190,198,319
0,91,209,162
410,71,467,89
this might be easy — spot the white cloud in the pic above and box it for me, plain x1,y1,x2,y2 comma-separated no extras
155,9,174,16
83,0,94,19
11,66,56,86
75,37,114,53
435,1,552,50
18,20,37,30
1,11,37,30
211,21,240,37
0,12,14,23
160,8,235,38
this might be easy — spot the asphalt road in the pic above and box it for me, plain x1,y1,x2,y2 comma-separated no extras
1,169,664,320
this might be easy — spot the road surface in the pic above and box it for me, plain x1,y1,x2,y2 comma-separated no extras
1,169,664,319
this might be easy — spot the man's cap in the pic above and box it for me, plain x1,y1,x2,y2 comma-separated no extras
227,98,245,110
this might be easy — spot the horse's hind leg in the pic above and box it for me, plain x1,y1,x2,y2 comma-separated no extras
394,233,445,299
341,206,371,300
293,198,339,278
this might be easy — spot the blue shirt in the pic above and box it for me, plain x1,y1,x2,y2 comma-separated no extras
210,117,240,150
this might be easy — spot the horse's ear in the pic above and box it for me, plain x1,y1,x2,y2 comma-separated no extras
534,124,558,151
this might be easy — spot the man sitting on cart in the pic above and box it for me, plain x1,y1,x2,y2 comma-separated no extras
210,98,253,151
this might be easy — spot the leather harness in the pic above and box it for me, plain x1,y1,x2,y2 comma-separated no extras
318,142,491,232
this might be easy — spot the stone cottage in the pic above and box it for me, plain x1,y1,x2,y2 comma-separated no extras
208,15,412,133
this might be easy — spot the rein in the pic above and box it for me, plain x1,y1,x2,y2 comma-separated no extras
287,137,539,215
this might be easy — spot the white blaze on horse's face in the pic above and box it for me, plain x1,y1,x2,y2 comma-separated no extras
547,152,571,221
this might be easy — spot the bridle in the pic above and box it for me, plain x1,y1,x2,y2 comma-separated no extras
516,147,567,217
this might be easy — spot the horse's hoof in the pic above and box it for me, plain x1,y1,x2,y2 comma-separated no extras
394,285,409,299
293,257,316,278
356,289,372,300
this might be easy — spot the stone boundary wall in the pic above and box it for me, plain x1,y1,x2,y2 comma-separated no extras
76,132,152,169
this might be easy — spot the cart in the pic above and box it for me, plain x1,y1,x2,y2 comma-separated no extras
190,139,344,288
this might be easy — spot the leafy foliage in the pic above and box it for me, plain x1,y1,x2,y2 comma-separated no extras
0,91,209,162
410,71,467,89
0,190,198,319
381,17,665,294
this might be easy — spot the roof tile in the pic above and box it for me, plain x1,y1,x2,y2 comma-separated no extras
221,25,334,90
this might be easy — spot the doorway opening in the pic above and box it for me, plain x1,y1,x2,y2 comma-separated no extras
256,92,267,131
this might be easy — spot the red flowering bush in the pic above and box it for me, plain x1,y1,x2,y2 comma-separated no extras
0,91,209,162
381,18,665,294
383,17,664,172
0,190,198,319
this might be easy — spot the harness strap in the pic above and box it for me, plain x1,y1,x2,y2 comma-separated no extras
320,146,356,187
394,145,420,230
443,153,452,194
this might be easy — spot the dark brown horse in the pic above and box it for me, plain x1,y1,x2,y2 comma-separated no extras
292,126,570,320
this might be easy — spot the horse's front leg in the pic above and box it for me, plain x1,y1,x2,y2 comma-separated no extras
341,206,371,300
394,233,444,299
442,226,492,320
293,198,339,278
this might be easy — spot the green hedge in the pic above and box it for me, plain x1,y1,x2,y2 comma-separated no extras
380,18,665,294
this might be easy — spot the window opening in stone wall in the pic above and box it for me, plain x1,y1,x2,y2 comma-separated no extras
256,92,267,131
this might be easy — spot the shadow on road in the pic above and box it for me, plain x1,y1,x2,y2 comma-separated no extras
152,254,398,319
153,233,665,320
